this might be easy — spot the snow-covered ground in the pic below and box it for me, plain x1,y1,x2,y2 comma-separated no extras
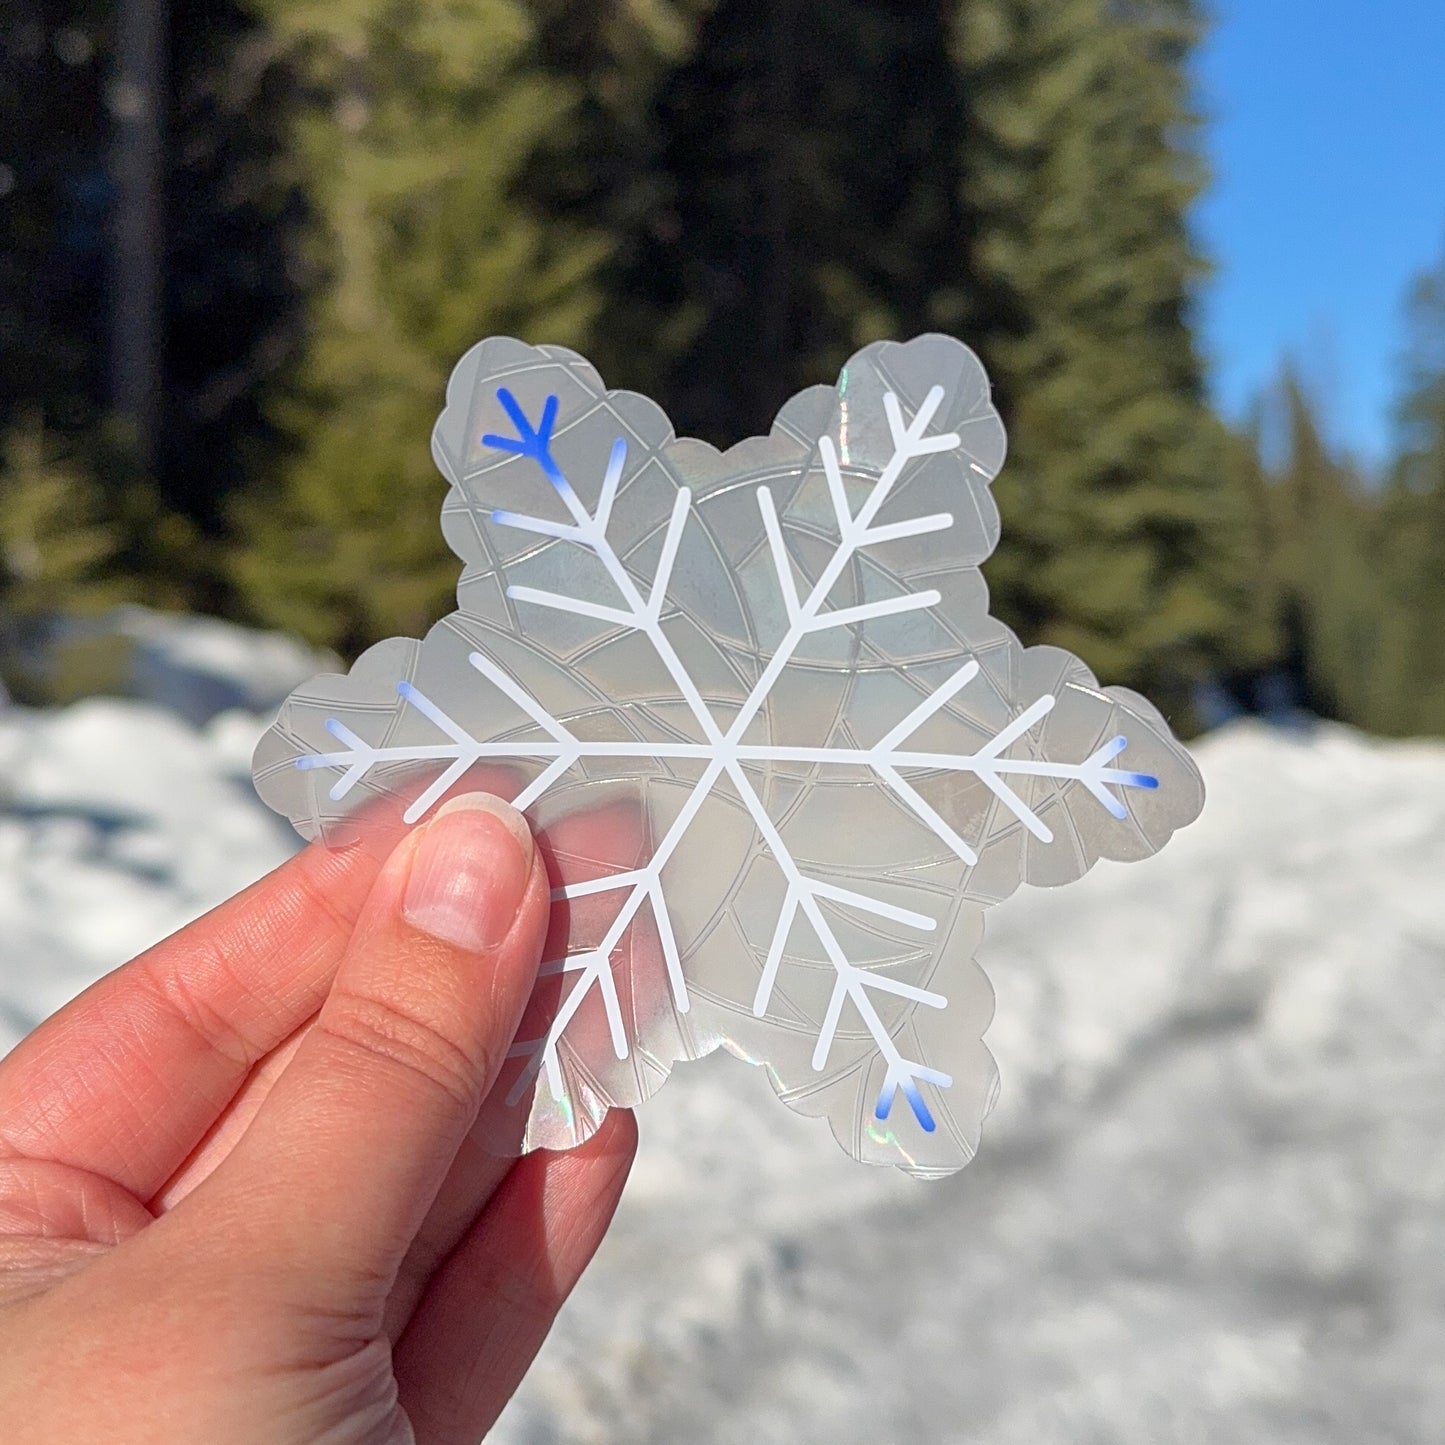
2,620,1443,1443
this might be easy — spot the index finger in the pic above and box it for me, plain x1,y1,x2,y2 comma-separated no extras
0,837,382,1203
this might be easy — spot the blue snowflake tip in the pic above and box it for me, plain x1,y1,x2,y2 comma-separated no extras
1130,773,1159,790
480,431,528,455
900,1080,937,1133
396,680,418,700
539,393,560,438
294,755,316,771
323,717,348,739
495,385,529,432
875,1079,937,1132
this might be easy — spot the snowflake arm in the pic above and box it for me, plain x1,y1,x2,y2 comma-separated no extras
740,770,951,1130
505,755,724,1104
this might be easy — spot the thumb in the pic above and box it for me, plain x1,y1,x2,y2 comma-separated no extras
199,791,549,1299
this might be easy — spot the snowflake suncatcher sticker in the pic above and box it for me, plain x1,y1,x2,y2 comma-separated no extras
252,334,1204,1178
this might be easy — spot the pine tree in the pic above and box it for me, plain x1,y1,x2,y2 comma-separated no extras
1375,243,1445,735
0,416,122,616
0,2,111,439
516,0,705,392
610,0,965,447
162,1,307,541
2,5,306,615
1260,368,1381,726
0,415,125,698
953,0,1261,719
1214,412,1284,708
230,0,608,654
518,0,699,225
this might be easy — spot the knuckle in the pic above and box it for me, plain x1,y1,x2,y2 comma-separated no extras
284,847,367,940
146,945,268,1072
316,991,485,1119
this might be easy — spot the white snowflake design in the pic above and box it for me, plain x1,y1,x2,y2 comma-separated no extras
254,334,1204,1177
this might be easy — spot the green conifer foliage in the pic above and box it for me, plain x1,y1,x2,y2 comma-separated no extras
1261,369,1380,726
164,1,308,538
519,0,699,227
611,0,964,447
517,0,706,393
954,0,1258,717
1376,245,1445,735
0,417,122,619
0,3,110,439
0,416,127,698
232,0,608,654
1218,414,1284,693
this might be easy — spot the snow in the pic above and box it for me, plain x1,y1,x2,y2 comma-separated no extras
508,721,1445,1445
2,636,1443,1441
0,699,297,1039
51,605,341,725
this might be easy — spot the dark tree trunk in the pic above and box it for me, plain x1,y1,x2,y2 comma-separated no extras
108,0,168,470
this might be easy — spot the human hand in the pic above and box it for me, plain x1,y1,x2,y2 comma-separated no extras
0,792,635,1444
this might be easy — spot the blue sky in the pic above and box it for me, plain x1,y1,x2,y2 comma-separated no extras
1194,1,1445,467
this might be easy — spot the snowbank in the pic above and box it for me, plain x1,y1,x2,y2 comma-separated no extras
23,605,339,725
2,669,1442,1442
519,720,1445,1445
0,698,296,1042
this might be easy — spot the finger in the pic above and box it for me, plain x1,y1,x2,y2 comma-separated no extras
396,1110,637,1445
382,1120,516,1344
198,792,549,1298
166,788,651,1327
150,1024,310,1211
0,760,527,1204
0,1157,153,1246
381,792,654,1340
0,839,383,1201
470,787,661,1156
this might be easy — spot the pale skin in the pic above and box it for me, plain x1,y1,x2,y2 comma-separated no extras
0,791,635,1444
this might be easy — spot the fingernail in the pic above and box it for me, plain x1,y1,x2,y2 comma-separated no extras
403,793,534,952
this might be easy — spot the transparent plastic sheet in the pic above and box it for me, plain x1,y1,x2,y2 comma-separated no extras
252,334,1204,1178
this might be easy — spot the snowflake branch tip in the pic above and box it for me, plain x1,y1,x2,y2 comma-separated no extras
860,512,954,546
757,485,801,622
817,435,853,531
596,437,627,531
1087,734,1158,789
883,385,958,456
1076,734,1157,818
295,718,377,802
489,507,582,542
505,584,637,629
483,388,565,489
324,716,367,748
648,487,693,619
805,589,942,635
878,658,981,751
875,1060,953,1132
810,964,949,1074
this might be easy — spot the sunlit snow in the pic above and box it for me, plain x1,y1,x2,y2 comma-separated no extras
2,615,1441,1443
